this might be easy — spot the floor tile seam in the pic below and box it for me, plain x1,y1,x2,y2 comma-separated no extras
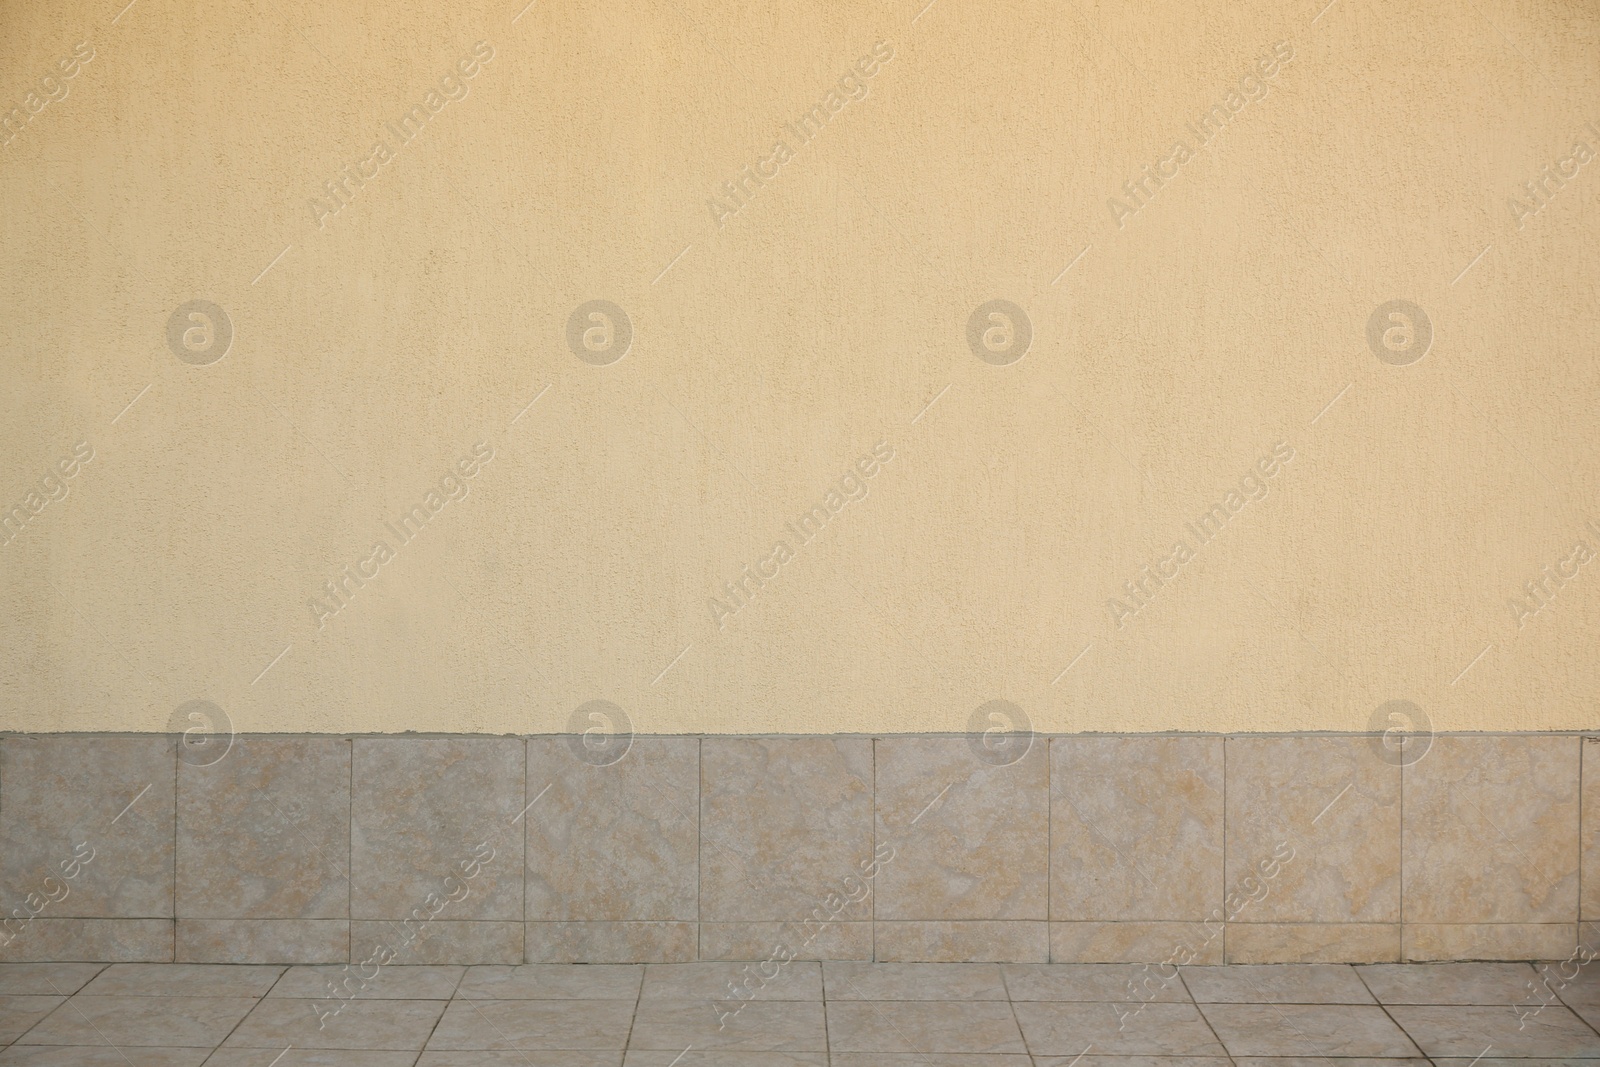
193,964,285,1067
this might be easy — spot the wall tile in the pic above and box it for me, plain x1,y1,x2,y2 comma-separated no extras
176,737,349,920
350,919,522,965
875,920,1047,962
525,738,697,922
1049,921,1223,965
1226,736,1400,923
1402,923,1576,961
1224,923,1399,963
526,920,697,963
700,739,872,923
1583,737,1600,920
874,737,1047,921
0,736,174,919
350,737,524,922
1404,736,1579,924
175,919,347,963
0,919,172,962
699,921,870,962
1051,737,1223,921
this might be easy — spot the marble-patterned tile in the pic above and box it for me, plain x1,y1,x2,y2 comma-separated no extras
1013,1001,1225,1056
1001,962,1191,1002
1402,922,1576,961
1051,737,1222,921
525,739,697,922
177,737,349,920
206,1052,427,1067
1225,923,1399,963
79,962,283,996
824,1000,1026,1054
526,920,696,963
640,961,822,1002
0,963,105,994
19,994,256,1047
458,963,641,1000
1387,1003,1600,1058
350,920,522,965
1198,1003,1421,1056
1049,921,1223,965
625,1055,824,1067
0,737,174,919
1403,736,1579,924
699,739,872,923
223,997,448,1049
874,921,1047,962
1182,963,1372,1003
425,998,636,1050
0,1048,213,1066
1356,961,1541,1004
1584,738,1600,921
350,738,524,923
699,921,869,961
419,1055,621,1067
823,961,1006,1000
873,738,1047,921
272,963,463,999
624,998,829,1051
0,919,172,963
0,996,63,1043
176,919,347,963
1225,737,1400,923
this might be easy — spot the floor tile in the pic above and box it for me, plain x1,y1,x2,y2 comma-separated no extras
204,1052,424,1066
628,998,827,1051
456,963,642,999
1356,961,1541,1004
79,963,285,997
269,964,464,999
223,997,447,1050
419,1055,623,1067
17,994,255,1047
1182,963,1375,1003
641,961,821,1001
624,1055,827,1067
425,998,636,1050
0,1049,212,1066
1002,962,1190,1002
1012,1001,1226,1056
831,1056,1033,1067
1386,1004,1600,1058
1036,1062,1235,1067
824,1000,1025,1054
0,996,62,1043
0,964,105,996
1200,1003,1423,1056
1034,1060,1232,1067
823,962,1006,1000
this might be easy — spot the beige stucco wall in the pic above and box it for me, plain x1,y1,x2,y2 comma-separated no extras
2,0,1597,736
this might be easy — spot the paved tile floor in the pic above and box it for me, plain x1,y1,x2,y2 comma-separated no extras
0,960,1596,1064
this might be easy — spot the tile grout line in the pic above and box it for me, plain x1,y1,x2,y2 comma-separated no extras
1176,968,1237,1066
196,963,291,1066
410,962,470,1064
1350,962,1428,1059
997,959,1034,1061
